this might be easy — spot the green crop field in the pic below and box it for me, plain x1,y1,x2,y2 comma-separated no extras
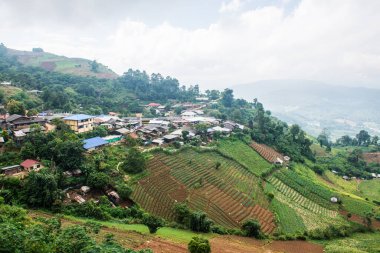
340,195,376,216
358,180,380,202
265,183,306,234
266,166,350,232
131,148,276,234
320,232,380,253
217,139,271,176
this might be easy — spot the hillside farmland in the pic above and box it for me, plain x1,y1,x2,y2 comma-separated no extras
131,148,276,234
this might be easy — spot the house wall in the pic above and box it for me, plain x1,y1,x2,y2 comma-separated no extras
64,118,94,133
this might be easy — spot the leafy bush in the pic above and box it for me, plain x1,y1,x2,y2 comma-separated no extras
242,219,261,238
188,237,211,253
189,212,212,233
142,214,163,234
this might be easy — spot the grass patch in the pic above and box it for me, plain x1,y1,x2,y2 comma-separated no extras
340,196,375,216
217,139,271,176
318,232,380,253
271,196,306,234
358,180,380,202
64,214,211,243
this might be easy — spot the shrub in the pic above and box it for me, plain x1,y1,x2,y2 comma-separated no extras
87,172,110,190
190,212,213,233
188,237,211,253
115,183,132,200
142,214,163,234
242,219,261,238
123,148,146,174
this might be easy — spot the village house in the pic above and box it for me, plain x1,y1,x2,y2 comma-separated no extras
0,159,43,176
113,128,130,136
146,103,161,108
13,130,26,142
1,114,46,130
0,165,22,175
63,114,94,133
83,136,108,151
20,159,43,171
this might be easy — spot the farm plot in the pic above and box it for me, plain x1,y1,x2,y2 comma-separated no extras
362,152,380,164
250,141,286,164
268,176,338,218
217,139,271,176
267,181,345,231
273,169,337,210
131,149,276,234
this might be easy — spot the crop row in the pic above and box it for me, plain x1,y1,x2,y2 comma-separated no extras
150,150,276,233
272,187,343,231
250,141,284,164
273,170,336,209
269,177,337,218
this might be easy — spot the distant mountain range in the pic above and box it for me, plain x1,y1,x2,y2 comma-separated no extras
6,47,118,79
233,80,380,139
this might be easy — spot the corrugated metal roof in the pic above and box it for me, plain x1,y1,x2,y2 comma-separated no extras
83,137,107,150
64,114,94,121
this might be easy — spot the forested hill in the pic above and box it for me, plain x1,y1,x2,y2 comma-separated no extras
0,43,202,115
6,46,118,79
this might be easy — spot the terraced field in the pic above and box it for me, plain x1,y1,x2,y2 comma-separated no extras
131,149,276,234
267,170,346,231
250,141,286,164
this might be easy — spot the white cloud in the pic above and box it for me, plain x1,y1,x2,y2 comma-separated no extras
1,0,380,89
219,0,242,13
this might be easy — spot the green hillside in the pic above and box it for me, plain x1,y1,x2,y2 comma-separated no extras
6,48,118,79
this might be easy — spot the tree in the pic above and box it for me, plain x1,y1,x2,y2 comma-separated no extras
0,90,4,104
87,172,110,190
182,130,190,142
27,109,39,117
6,99,25,115
372,136,379,146
23,172,60,208
142,214,163,234
174,203,191,226
123,147,146,174
242,219,261,238
0,223,25,252
115,183,132,200
188,237,211,253
49,138,85,171
221,88,234,107
189,212,212,233
356,130,371,146
90,60,100,73
317,128,330,147
55,226,95,253
337,135,353,146
205,89,220,100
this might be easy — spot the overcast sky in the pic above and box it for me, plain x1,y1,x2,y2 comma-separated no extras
0,0,379,89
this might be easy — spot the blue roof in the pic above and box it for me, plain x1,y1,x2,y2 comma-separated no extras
83,137,108,150
64,114,94,121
